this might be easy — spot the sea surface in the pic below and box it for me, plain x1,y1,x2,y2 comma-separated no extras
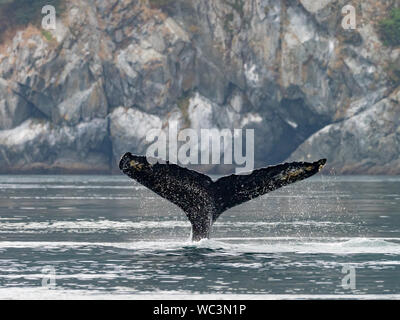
0,174,399,299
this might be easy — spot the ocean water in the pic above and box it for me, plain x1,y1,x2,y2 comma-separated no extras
0,174,399,299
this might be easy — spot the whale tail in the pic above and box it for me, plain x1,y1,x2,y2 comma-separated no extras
119,153,326,241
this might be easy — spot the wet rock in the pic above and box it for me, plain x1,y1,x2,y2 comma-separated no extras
289,87,400,174
0,0,398,173
0,118,110,173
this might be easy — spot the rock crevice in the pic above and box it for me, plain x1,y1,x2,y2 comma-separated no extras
0,0,398,174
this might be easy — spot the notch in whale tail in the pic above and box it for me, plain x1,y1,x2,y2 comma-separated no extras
120,153,327,241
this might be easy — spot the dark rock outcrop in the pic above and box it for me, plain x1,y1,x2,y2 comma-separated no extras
0,0,399,174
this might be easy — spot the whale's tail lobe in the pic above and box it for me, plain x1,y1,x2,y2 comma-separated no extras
119,153,326,240
211,158,326,221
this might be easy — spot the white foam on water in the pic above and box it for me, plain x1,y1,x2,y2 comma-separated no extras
0,287,399,300
202,238,400,255
0,184,138,190
0,176,131,184
0,237,399,255
7,196,140,200
231,221,353,226
0,219,354,232
0,220,191,231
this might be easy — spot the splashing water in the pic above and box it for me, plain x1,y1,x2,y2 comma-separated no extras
0,175,399,299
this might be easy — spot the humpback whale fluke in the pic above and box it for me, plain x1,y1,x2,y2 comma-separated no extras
119,153,327,241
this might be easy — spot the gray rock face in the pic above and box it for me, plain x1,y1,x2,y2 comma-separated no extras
0,118,110,173
0,0,399,174
0,79,32,130
289,88,400,174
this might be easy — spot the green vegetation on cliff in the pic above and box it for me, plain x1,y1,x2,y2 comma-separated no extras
149,0,175,10
0,0,64,42
379,8,400,47
386,62,400,85
224,0,244,17
177,93,192,128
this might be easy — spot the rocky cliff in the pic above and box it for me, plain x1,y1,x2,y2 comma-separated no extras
0,0,399,174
